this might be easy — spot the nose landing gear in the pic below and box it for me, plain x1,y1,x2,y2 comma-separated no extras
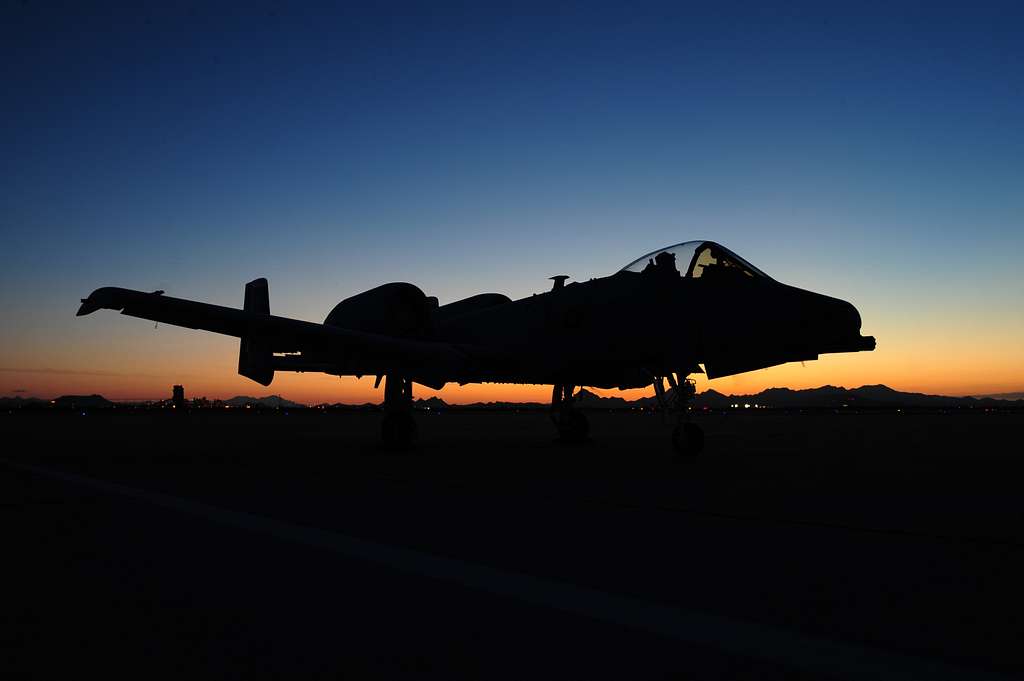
655,373,704,456
550,384,590,444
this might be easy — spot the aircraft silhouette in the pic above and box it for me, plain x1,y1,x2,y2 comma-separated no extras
78,240,875,453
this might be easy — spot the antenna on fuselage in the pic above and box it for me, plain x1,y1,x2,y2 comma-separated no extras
549,275,569,291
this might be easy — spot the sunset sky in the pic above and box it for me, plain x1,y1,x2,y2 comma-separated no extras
2,2,1022,404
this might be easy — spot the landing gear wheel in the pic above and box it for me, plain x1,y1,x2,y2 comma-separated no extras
672,422,704,456
381,411,418,449
556,410,590,444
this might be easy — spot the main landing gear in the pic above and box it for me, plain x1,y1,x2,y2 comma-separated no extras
381,375,417,448
654,373,704,456
551,384,590,444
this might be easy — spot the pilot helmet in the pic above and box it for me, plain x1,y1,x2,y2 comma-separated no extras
654,251,676,269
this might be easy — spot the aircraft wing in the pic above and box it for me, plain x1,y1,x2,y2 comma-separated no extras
77,286,473,382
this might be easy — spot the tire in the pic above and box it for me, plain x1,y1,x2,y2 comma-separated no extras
672,422,704,456
557,410,590,444
381,411,418,448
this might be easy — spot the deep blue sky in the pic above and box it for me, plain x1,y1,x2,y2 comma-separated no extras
2,1,1022,399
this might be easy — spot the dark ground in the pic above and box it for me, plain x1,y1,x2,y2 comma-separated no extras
2,409,1022,679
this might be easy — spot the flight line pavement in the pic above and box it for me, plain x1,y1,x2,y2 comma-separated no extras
3,410,1022,679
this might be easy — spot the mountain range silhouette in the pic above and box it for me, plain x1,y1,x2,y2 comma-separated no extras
2,385,1021,410
412,384,1022,410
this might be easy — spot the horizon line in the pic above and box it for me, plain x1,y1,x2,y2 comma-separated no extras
9,383,1024,406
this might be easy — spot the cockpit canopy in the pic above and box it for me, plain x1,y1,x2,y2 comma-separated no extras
619,240,772,281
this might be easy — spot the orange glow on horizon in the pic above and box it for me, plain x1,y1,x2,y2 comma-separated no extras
4,350,1023,404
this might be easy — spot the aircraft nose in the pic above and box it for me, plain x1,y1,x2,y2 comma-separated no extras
812,296,860,338
816,296,876,350
830,298,861,335
777,284,874,353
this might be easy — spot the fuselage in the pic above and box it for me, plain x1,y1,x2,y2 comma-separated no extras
427,268,869,389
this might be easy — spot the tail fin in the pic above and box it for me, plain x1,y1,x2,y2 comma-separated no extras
238,278,274,386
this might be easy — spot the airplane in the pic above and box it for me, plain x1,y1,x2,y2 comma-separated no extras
77,240,875,454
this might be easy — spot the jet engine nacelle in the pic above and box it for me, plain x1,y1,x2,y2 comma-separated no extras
324,282,436,338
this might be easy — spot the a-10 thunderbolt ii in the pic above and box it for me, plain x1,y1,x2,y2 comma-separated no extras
77,240,875,454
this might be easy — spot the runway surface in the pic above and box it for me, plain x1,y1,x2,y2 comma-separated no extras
4,410,1022,679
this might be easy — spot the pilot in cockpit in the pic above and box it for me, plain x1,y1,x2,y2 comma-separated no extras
701,245,750,281
642,251,680,277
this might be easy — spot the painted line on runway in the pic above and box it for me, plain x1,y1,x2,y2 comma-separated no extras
3,458,1013,681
